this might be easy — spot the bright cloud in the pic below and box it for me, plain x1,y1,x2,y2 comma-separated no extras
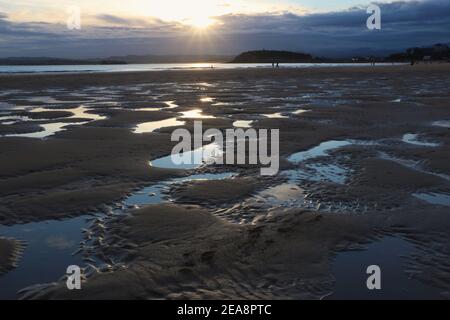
0,0,448,58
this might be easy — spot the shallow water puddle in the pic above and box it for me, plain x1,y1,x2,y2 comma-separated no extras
196,82,216,87
379,152,450,182
133,107,163,112
68,92,91,98
212,101,246,107
288,140,352,163
125,172,234,206
413,192,450,206
0,90,22,97
26,96,88,105
307,163,349,184
150,142,222,170
133,118,186,134
0,171,235,299
402,133,440,147
255,184,306,207
262,112,288,119
0,102,19,109
1,105,102,125
30,105,106,121
233,120,253,128
285,163,350,185
180,109,216,119
330,236,443,299
2,106,107,138
27,96,66,104
217,184,310,225
132,101,179,112
4,122,89,139
200,97,215,103
0,115,33,123
0,217,88,299
164,101,178,109
292,109,310,115
284,140,356,185
432,120,450,128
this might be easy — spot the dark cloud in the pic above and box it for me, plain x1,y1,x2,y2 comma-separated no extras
214,0,450,32
0,0,449,58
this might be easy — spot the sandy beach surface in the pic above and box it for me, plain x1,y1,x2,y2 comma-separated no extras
0,64,449,299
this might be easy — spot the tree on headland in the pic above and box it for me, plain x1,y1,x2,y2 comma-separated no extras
388,44,450,62
230,50,313,63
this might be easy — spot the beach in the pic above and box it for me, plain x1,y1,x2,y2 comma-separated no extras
0,64,449,299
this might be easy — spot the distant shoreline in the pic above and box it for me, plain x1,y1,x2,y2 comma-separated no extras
0,63,448,90
0,62,415,75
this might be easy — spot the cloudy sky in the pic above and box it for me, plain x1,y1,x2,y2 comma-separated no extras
0,0,449,58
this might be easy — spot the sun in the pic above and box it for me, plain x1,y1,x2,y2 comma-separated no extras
188,16,216,29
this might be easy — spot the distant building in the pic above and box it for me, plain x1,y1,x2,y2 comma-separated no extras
433,44,449,53
389,44,450,62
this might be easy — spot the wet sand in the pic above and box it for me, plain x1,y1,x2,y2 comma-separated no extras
170,177,264,205
0,64,449,299
25,204,376,299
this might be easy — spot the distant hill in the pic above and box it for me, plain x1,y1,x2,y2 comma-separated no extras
387,44,450,62
2,45,448,66
0,55,232,66
0,57,127,66
230,50,314,63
